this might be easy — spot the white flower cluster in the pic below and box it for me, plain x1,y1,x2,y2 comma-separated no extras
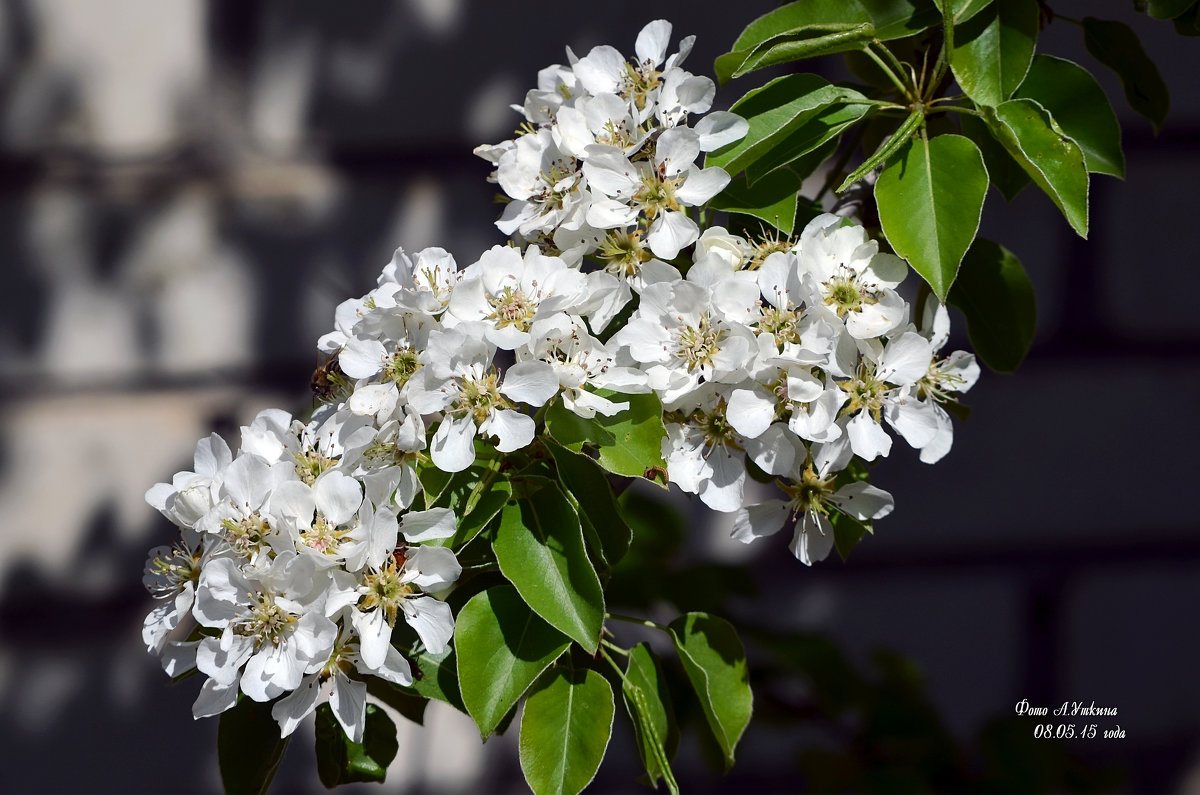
476,19,748,272
603,214,981,564
143,405,462,743
143,19,983,743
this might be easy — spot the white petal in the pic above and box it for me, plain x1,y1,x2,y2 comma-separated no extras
314,470,363,527
790,514,835,566
830,481,895,521
655,127,701,175
405,546,463,592
726,386,776,440
501,360,560,406
272,674,322,737
676,167,731,207
846,412,892,461
339,337,387,379
698,447,746,512
635,19,672,66
401,597,455,654
483,409,535,453
352,608,392,670
694,111,749,151
877,332,933,385
331,671,368,744
647,211,698,260
731,499,790,543
430,417,477,473
193,678,240,719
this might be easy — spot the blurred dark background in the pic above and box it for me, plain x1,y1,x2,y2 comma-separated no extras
0,0,1198,792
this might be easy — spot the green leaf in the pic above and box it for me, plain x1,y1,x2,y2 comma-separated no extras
982,99,1089,237
456,586,572,738
947,0,990,24
365,677,428,726
706,74,871,177
1083,17,1170,132
1015,55,1124,177
519,667,615,795
399,644,467,713
948,238,1037,372
730,0,873,50
958,111,1031,200
218,697,291,795
830,510,871,561
314,703,398,788
1148,0,1195,19
949,0,1039,106
710,169,804,235
875,134,988,301
623,643,679,789
859,0,941,40
426,463,512,549
744,103,874,185
836,109,924,193
544,391,667,483
492,483,605,652
545,439,632,567
667,613,753,771
723,24,876,81
1174,3,1200,35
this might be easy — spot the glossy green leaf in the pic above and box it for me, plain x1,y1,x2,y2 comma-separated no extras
545,439,632,567
948,0,990,24
456,586,571,738
1015,55,1124,177
1174,3,1200,35
365,677,428,726
707,75,871,177
949,0,1038,106
397,644,466,713
1083,17,1170,132
836,109,923,193
859,0,941,40
831,510,871,561
1148,0,1195,19
982,99,1089,237
875,134,988,302
519,667,615,795
492,483,604,652
730,0,872,50
958,111,1031,200
723,24,876,81
218,697,290,795
426,463,512,549
623,643,679,790
710,169,804,235
744,103,873,184
314,703,398,788
948,238,1037,372
668,613,753,771
544,391,667,483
